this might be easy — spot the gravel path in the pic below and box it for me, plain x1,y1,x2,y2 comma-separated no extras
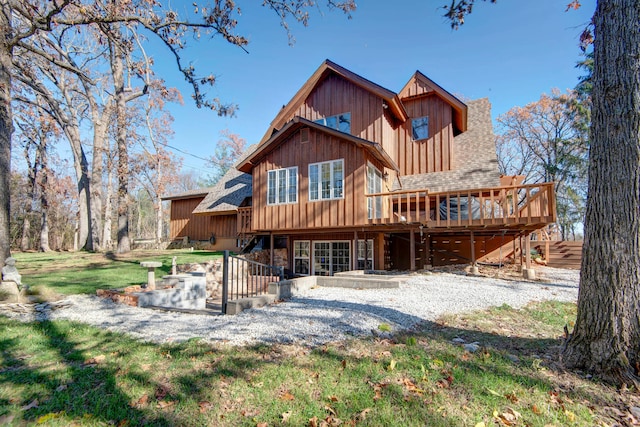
2,267,579,347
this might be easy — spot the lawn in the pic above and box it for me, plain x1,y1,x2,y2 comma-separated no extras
12,250,222,295
0,251,637,426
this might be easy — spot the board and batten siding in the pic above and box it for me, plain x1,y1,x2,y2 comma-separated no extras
252,128,373,232
396,95,455,176
273,74,398,157
169,198,237,240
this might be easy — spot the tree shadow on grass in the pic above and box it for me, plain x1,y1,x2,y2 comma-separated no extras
0,318,175,425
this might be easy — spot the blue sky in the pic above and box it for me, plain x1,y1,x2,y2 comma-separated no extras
158,0,595,176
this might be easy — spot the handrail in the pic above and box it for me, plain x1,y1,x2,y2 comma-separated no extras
366,182,556,227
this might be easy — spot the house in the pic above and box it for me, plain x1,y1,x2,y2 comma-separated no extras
164,60,556,274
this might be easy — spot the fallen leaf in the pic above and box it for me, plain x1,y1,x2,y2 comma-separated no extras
55,384,68,392
341,360,347,369
198,401,213,413
325,405,337,416
130,394,148,408
387,359,397,371
157,400,175,409
279,391,295,401
532,404,542,415
564,410,576,422
486,388,502,397
474,422,486,427
309,416,318,427
21,399,38,411
327,395,339,402
354,408,371,422
505,392,519,403
256,423,268,427
281,410,292,423
84,354,106,365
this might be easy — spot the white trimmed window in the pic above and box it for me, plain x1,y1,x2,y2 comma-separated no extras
357,239,374,270
267,167,298,205
312,241,350,276
293,241,310,275
412,116,429,140
309,159,344,201
367,163,383,219
314,112,351,134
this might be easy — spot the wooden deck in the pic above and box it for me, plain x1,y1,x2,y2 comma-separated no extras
237,182,556,234
366,182,556,231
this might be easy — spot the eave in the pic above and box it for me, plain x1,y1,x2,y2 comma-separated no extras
238,116,399,174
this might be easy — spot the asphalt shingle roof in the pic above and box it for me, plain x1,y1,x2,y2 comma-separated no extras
191,168,252,215
397,98,500,193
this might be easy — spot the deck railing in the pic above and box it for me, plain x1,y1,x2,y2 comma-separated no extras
366,182,556,228
237,207,252,234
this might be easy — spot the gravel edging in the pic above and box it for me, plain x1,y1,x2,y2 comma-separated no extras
1,267,579,347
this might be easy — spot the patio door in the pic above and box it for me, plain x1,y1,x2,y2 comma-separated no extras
312,241,351,276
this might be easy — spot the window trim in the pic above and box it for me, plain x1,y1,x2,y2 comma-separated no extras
314,112,351,134
267,166,298,206
293,240,311,276
366,162,383,219
312,240,351,276
308,159,344,202
412,116,429,141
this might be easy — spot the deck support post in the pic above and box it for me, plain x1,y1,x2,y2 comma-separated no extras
269,232,274,266
410,229,416,271
523,232,536,279
353,231,359,271
470,231,479,275
424,232,431,269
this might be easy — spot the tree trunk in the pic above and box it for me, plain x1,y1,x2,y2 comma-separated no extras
0,6,12,269
112,38,130,254
103,157,114,250
40,210,50,252
563,0,640,386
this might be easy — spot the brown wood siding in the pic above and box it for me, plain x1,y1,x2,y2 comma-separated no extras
283,74,391,148
169,198,208,240
252,128,369,232
210,215,238,238
396,95,455,175
169,198,237,241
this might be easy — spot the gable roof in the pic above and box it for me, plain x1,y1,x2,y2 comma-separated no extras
237,116,399,174
399,71,468,134
257,59,409,146
397,98,500,193
190,167,252,216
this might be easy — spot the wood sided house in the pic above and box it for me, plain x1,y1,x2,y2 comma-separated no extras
163,60,556,275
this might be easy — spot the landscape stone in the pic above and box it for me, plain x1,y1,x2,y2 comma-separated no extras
2,257,21,285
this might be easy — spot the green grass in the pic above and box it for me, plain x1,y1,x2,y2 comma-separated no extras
12,250,223,295
0,301,631,426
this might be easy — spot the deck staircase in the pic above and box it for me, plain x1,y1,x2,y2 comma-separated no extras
535,241,583,269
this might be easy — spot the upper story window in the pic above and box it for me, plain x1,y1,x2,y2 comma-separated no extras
412,116,429,140
309,159,344,201
366,163,383,219
314,113,351,134
267,167,298,205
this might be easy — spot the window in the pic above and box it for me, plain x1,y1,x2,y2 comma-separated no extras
314,112,351,134
357,239,374,270
267,167,297,205
367,163,383,219
293,241,310,275
309,159,344,201
412,116,429,140
313,241,350,276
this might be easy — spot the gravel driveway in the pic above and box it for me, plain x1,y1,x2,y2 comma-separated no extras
4,267,579,347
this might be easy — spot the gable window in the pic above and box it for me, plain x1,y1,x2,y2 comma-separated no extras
314,112,351,134
367,163,383,219
309,159,344,201
412,116,429,140
267,167,298,205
